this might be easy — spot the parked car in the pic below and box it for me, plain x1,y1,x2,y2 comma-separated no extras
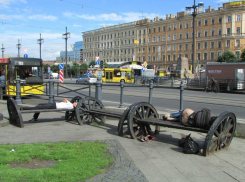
43,74,50,79
76,74,97,84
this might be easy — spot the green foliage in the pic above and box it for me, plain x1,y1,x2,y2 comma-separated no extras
72,62,80,74
104,62,109,68
89,60,96,68
217,50,237,62
240,49,245,62
80,63,88,70
0,142,113,181
43,64,50,73
50,65,59,73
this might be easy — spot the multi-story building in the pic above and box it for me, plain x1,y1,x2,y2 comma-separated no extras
83,1,245,71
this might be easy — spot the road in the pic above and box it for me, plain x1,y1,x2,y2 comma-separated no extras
34,80,245,123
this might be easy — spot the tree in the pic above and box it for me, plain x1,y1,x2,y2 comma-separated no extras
80,63,88,73
50,65,59,73
217,50,237,62
72,62,80,75
89,60,95,68
104,62,109,68
43,64,50,73
240,49,245,62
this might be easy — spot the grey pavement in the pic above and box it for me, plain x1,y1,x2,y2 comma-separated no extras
0,100,245,182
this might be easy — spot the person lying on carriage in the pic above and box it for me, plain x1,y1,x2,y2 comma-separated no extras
162,108,217,129
23,98,78,122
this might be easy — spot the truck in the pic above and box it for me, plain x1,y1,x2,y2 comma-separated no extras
205,62,245,90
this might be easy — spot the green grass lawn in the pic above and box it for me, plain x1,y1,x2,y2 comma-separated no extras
0,141,114,182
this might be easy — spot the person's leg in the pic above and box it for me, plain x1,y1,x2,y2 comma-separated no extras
163,111,182,121
28,103,56,121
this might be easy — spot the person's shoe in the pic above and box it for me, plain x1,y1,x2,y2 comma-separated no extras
29,118,37,122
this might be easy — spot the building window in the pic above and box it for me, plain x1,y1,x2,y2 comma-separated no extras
148,56,150,62
158,36,160,42
237,27,241,34
153,47,155,52
162,36,166,41
143,30,145,35
139,30,141,35
142,39,144,44
235,51,240,59
167,45,171,51
198,31,201,37
148,47,151,52
204,42,208,49
205,31,208,37
158,27,161,32
132,30,134,35
168,25,171,31
212,18,215,25
153,28,156,33
179,44,182,50
168,55,171,61
173,54,176,61
228,16,231,23
163,26,166,31
218,41,222,48
197,53,201,60
180,34,182,39
173,45,176,51
149,29,151,33
204,53,207,60
153,56,155,61
153,37,156,42
162,55,165,61
226,40,230,47
174,24,177,30
227,28,231,34
219,17,222,24
186,22,189,28
198,20,201,26
186,33,189,39
212,30,215,36
218,29,222,35
197,43,201,49
211,52,214,59
138,48,141,53
173,34,176,40
162,46,165,52
185,54,188,58
142,48,145,53
237,14,241,22
211,42,214,48
205,19,208,26
236,39,240,47
180,23,182,29
168,35,171,41
185,44,188,50
148,38,151,43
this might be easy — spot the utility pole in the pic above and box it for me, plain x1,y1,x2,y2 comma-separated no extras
1,44,5,58
62,27,70,78
37,33,44,59
16,39,21,57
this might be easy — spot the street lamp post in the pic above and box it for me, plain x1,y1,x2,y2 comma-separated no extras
16,39,21,57
62,27,71,78
186,1,204,74
1,44,5,58
37,33,44,59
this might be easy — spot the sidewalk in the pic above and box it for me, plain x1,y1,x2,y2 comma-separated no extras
0,100,245,182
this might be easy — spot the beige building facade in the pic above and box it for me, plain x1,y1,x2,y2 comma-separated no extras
83,1,245,71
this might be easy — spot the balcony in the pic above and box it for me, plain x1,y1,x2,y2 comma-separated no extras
223,33,245,38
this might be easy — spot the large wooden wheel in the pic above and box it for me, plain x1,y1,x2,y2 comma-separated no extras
117,103,137,137
75,96,106,125
7,98,24,128
65,96,82,122
127,102,159,139
203,111,236,156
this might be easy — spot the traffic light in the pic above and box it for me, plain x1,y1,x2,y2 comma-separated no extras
100,60,104,69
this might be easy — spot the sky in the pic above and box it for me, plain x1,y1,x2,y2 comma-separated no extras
0,0,228,61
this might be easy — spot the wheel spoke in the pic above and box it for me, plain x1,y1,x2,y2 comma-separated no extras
136,109,143,119
214,130,220,137
209,138,218,152
224,124,234,133
145,107,150,118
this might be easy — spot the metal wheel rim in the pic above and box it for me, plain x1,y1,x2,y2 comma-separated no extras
127,102,159,139
203,111,236,156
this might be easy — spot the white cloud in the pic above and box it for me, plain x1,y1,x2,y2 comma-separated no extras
63,11,164,22
29,14,57,21
73,24,83,27
0,0,26,9
0,14,23,20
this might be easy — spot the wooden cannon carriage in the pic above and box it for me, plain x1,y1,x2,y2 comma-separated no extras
8,96,237,156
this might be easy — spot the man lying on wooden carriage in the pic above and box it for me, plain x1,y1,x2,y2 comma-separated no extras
23,98,78,122
162,108,217,129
